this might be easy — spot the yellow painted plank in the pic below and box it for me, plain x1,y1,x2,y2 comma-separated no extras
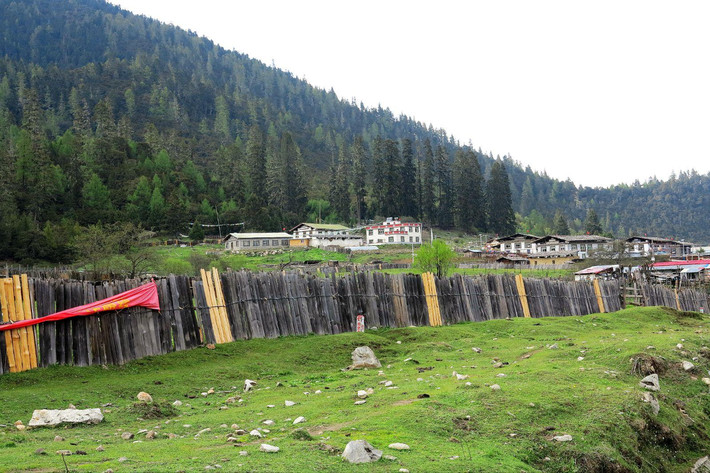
593,279,606,314
0,279,17,373
515,274,531,318
21,274,38,369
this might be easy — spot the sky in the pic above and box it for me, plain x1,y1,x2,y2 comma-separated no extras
110,1,710,188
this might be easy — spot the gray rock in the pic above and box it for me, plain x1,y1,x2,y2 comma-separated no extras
692,456,710,473
642,392,660,415
388,443,410,450
284,400,296,407
640,374,660,391
239,451,249,456
121,432,134,440
490,384,501,391
259,443,279,453
137,392,152,402
29,409,103,427
552,434,573,442
472,347,482,353
244,379,257,392
549,344,559,350
350,347,381,369
682,361,695,371
172,400,183,407
56,450,72,455
293,416,305,425
342,439,382,463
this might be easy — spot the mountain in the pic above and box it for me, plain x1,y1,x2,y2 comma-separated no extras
0,0,708,262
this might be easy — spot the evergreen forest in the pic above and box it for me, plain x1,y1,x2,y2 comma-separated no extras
0,0,708,263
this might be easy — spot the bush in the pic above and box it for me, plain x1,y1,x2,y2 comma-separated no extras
415,240,455,278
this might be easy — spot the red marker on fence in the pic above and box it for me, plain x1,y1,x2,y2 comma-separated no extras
356,314,365,332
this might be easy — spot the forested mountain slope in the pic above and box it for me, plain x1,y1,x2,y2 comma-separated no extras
0,0,707,262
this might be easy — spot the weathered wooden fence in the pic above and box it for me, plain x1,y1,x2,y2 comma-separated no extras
0,270,624,375
639,284,709,313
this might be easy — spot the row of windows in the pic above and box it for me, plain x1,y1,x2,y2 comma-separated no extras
368,226,420,236
228,239,289,249
367,236,420,244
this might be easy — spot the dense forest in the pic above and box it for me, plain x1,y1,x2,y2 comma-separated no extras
0,0,708,262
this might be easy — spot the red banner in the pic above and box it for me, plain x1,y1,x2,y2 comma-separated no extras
0,281,160,332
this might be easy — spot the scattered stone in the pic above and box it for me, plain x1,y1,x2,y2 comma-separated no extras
293,416,306,425
472,347,482,353
118,457,129,463
702,378,710,386
168,433,179,439
450,455,459,460
197,428,212,435
137,392,153,402
56,450,72,455
691,456,710,473
492,362,503,369
552,434,573,442
490,384,501,391
646,346,655,350
75,450,87,455
96,445,105,452
239,450,249,456
496,373,506,378
549,344,559,350
640,374,660,391
235,429,247,435
263,420,275,426
249,430,263,438
677,343,684,350
357,390,369,399
383,454,398,461
121,432,134,440
146,430,157,439
54,435,65,442
30,408,104,427
231,423,239,430
465,382,472,386
354,400,367,405
577,357,585,361
172,400,183,407
384,381,394,387
285,400,296,407
396,341,402,344
244,379,257,392
315,389,322,394
642,392,660,416
342,439,382,464
388,443,410,450
400,469,410,473
453,371,469,380
260,443,279,453
35,448,46,455
266,405,275,408
350,346,382,369
682,361,695,371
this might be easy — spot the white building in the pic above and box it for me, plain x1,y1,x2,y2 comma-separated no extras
488,233,540,254
365,218,422,245
223,232,292,251
531,235,612,259
289,223,361,249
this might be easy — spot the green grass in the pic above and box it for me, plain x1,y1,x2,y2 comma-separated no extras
3,307,708,472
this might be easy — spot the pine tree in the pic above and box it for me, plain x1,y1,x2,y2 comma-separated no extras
453,148,485,232
349,136,368,224
552,210,570,235
381,139,403,217
486,160,516,235
421,139,436,224
245,124,267,205
330,146,351,222
585,208,603,235
435,145,453,229
400,138,417,219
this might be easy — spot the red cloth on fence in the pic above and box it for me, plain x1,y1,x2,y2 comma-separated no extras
0,281,160,332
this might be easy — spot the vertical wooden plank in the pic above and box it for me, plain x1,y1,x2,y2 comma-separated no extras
20,275,38,369
1,279,18,373
593,279,606,313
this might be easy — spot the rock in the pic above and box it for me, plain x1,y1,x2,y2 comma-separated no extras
453,371,469,380
168,433,179,439
549,344,559,350
285,400,296,407
677,343,684,349
691,456,710,473
342,439,382,464
15,424,26,431
121,432,134,440
239,450,249,456
388,443,410,450
249,429,263,438
146,430,157,439
553,434,573,442
315,389,322,394
682,361,695,371
642,392,660,415
496,373,506,378
118,457,129,463
472,347,482,353
137,392,153,402
490,384,501,391
357,390,369,399
293,416,305,425
172,400,183,407
702,378,710,386
29,408,104,427
14,420,22,426
350,346,381,369
577,357,585,361
35,448,46,455
640,374,660,391
231,423,239,430
244,379,257,392
400,470,410,473
197,428,211,435
384,381,393,387
262,420,275,426
54,435,65,442
96,445,105,452
266,405,275,408
56,450,72,455
234,429,247,435
354,400,366,405
260,443,279,453
383,454,398,461
75,450,87,455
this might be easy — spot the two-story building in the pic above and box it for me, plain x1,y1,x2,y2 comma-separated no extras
365,218,422,245
224,232,292,252
488,233,540,254
531,235,613,258
289,223,363,249
625,236,692,258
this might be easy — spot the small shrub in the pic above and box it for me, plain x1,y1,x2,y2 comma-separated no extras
127,401,178,419
290,429,313,441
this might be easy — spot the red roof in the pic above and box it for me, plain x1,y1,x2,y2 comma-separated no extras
651,259,710,268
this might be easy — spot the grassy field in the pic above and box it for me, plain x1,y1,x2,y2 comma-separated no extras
1,307,709,472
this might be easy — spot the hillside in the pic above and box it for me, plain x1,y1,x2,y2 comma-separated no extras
1,307,709,472
0,0,709,265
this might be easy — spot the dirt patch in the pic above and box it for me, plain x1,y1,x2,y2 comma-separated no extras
307,421,352,436
391,399,415,407
630,353,668,376
575,452,631,473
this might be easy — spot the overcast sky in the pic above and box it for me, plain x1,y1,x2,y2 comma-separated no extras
111,1,710,188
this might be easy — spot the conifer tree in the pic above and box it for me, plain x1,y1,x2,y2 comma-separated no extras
421,139,436,224
585,208,603,235
453,148,485,232
553,210,570,235
400,138,417,219
486,160,516,235
435,145,453,229
349,136,368,224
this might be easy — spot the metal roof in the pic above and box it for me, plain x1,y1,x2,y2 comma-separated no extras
575,264,619,275
224,232,292,241
290,223,351,232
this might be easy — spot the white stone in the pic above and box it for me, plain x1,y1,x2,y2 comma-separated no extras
293,416,305,425
682,361,695,371
244,379,257,392
172,400,182,407
342,439,382,463
354,400,367,405
314,390,322,394
496,373,506,378
472,347,482,353
262,420,275,426
388,443,410,450
639,374,660,391
691,456,710,473
266,405,275,408
642,392,660,416
490,384,501,391
259,444,279,453
384,381,393,387
29,409,104,427
136,392,152,402
197,428,211,435
577,357,585,361
549,344,558,350
702,378,710,386
357,390,368,399
249,430,262,438
553,435,573,442
285,400,296,407
350,347,381,369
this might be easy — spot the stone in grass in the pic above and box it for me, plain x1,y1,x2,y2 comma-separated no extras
293,416,306,425
552,435,573,442
244,379,257,392
342,440,382,464
691,456,710,473
682,361,695,371
249,430,263,438
357,390,369,399
260,443,279,453
388,443,410,450
639,374,660,391
349,347,382,370
354,400,367,405
285,400,296,407
56,450,72,456
472,347,482,353
137,392,153,402
29,408,104,427
490,384,501,391
121,432,134,440
642,392,660,416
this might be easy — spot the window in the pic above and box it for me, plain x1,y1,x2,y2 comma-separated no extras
408,226,412,232
243,241,251,247
378,229,384,235
409,236,413,242
415,237,420,242
253,241,260,247
415,227,420,233
368,229,373,236
281,240,289,246
377,239,383,243
401,236,405,242
388,236,394,242
272,240,279,246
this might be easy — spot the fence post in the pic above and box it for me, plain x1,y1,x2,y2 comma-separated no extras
421,272,442,326
593,279,606,313
674,288,681,311
0,278,18,372
515,274,531,318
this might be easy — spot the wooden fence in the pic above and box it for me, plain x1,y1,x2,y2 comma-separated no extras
639,284,709,313
0,270,624,375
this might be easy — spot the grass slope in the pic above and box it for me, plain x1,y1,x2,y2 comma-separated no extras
1,307,708,472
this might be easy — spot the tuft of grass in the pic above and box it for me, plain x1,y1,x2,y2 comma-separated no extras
126,401,179,419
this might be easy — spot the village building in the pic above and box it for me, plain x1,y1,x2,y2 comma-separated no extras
488,233,539,254
625,236,692,258
531,235,613,258
647,259,710,283
224,232,292,251
527,251,580,266
574,264,621,281
309,234,364,249
288,223,360,249
495,255,530,265
365,218,422,245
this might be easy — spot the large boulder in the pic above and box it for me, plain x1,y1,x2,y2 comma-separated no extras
29,409,104,427
350,347,381,369
639,374,660,391
342,439,382,463
692,456,710,473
